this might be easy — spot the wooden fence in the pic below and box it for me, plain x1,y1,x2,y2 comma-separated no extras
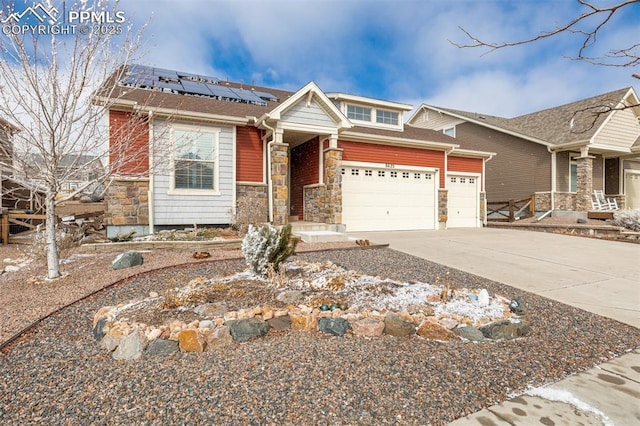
1,212,47,245
487,195,536,222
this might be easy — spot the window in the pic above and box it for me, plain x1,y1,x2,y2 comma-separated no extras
414,173,421,179
570,156,578,192
443,127,455,137
376,109,399,125
378,170,385,177
347,105,371,121
402,172,410,178
450,177,457,183
351,169,359,176
365,170,373,176
173,128,218,191
425,173,432,180
390,171,398,178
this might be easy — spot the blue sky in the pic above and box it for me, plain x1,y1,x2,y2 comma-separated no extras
16,0,640,118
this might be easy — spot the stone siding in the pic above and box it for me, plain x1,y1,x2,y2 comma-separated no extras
438,189,448,229
554,192,577,211
303,184,327,223
575,156,594,211
323,148,343,224
106,178,149,226
236,183,268,224
270,143,289,226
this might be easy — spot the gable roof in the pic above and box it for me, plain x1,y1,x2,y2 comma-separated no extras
413,87,638,147
257,81,352,130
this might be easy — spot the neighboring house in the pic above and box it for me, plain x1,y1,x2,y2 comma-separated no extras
408,87,640,213
97,65,494,237
23,153,105,197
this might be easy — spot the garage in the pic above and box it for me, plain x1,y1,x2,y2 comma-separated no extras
625,170,640,210
341,164,437,232
447,174,480,228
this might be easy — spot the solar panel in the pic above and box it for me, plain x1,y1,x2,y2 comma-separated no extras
207,84,243,101
119,65,279,106
153,67,179,79
235,88,267,105
156,77,183,93
252,90,278,101
180,80,213,97
120,75,157,88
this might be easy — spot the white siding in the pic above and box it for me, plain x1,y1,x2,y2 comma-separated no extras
281,97,335,127
410,109,465,131
594,108,640,150
152,120,234,225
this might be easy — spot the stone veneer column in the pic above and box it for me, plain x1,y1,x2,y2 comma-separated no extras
323,148,343,224
105,178,149,226
575,156,594,211
438,189,448,229
270,142,289,226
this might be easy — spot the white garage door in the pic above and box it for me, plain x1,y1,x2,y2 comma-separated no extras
447,175,479,228
625,171,640,210
341,165,437,232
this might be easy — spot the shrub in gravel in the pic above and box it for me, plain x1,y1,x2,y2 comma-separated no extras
242,224,298,276
612,209,640,231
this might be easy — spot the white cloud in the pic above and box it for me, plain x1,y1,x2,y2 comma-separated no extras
117,0,638,115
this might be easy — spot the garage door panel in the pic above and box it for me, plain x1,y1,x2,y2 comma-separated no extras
342,166,436,232
447,175,479,228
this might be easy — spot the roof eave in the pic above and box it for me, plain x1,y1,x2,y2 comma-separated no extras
417,105,553,147
340,130,458,151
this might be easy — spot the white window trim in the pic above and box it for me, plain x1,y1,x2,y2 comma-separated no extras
343,103,403,131
569,152,579,193
443,126,456,137
168,124,221,196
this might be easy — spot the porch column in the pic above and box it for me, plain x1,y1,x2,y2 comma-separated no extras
576,155,594,211
323,147,343,224
270,142,289,226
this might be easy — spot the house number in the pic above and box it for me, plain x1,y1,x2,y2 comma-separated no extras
385,163,395,169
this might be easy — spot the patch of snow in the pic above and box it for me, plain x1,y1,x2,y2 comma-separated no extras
434,299,506,322
525,387,613,426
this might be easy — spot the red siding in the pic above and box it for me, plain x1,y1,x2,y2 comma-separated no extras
339,140,447,188
448,156,483,174
109,110,149,176
236,126,264,182
290,138,320,218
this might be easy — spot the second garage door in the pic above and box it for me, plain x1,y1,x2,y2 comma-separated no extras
447,174,480,228
341,165,437,232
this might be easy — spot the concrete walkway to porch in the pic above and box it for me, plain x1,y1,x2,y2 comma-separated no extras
349,228,640,425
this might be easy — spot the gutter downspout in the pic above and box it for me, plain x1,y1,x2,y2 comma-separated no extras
538,147,556,221
261,115,276,223
148,111,155,235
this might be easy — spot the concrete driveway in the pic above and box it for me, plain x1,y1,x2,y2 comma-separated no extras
351,228,640,328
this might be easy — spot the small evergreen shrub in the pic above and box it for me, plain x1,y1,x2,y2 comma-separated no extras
612,209,640,232
242,224,298,276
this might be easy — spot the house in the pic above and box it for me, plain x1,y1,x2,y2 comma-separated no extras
24,153,105,198
97,65,494,237
407,87,640,214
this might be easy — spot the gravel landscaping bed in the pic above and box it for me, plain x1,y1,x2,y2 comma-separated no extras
1,247,639,425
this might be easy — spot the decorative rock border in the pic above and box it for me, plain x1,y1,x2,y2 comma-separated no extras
93,299,528,360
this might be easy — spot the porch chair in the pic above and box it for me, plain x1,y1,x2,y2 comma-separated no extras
594,190,618,210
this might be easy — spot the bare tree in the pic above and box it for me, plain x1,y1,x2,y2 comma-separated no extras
0,0,148,279
452,0,639,71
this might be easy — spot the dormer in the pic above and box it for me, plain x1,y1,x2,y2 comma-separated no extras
326,93,413,131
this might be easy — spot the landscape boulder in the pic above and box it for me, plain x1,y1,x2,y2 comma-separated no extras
383,314,416,337
318,317,350,337
112,251,144,270
227,318,270,342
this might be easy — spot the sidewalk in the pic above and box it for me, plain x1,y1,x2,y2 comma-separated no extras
351,228,640,425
